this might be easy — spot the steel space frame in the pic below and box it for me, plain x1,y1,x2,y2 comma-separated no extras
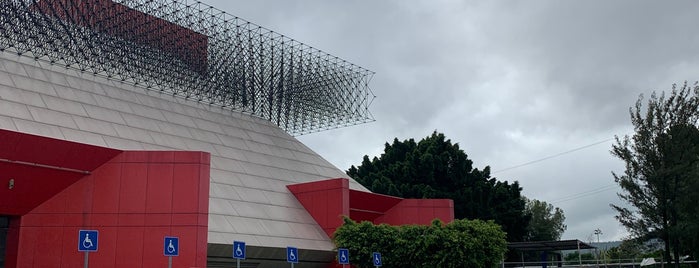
0,0,375,135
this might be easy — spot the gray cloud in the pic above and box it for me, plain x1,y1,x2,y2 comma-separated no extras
205,0,699,242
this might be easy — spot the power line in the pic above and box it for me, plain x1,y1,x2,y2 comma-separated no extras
549,183,618,204
492,138,615,174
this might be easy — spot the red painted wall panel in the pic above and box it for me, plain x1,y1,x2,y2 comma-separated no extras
290,178,455,268
91,163,122,213
115,227,145,267
141,226,172,267
8,151,210,268
4,218,20,268
288,178,455,241
287,178,350,238
118,163,149,213
375,199,454,226
0,129,121,172
145,163,174,213
0,162,87,216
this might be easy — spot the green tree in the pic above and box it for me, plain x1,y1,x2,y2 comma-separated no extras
606,239,644,262
333,217,507,268
679,175,699,262
660,124,699,265
347,131,530,242
523,197,566,241
611,82,699,267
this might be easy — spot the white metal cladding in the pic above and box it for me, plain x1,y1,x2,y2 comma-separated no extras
0,52,370,251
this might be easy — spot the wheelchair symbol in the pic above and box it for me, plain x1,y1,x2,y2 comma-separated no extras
167,239,176,254
287,246,299,263
163,237,179,256
340,252,347,262
373,252,382,266
82,233,94,249
235,244,243,257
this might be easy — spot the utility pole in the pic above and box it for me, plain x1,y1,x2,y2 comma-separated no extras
594,229,603,268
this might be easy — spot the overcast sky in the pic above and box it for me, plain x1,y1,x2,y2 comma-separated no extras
203,0,699,242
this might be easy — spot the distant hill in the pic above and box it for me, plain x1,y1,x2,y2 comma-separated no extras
590,241,623,250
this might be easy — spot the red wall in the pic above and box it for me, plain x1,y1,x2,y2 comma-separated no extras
6,151,210,268
289,179,454,268
375,199,454,225
288,178,454,238
0,129,121,216
287,179,350,237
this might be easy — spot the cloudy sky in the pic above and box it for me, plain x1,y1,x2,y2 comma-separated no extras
203,0,699,242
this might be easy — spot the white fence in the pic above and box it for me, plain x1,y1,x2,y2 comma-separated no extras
502,258,697,268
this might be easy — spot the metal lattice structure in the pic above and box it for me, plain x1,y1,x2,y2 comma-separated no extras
0,0,375,135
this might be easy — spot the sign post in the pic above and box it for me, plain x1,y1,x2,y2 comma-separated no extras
287,246,299,268
338,248,349,267
78,230,99,268
164,236,179,268
373,252,382,267
233,241,246,268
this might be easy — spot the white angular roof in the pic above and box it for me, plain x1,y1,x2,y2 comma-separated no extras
0,53,369,251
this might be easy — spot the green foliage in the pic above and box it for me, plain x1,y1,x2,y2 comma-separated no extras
333,217,507,268
564,251,595,265
523,198,566,241
347,131,530,242
605,239,645,260
611,82,699,266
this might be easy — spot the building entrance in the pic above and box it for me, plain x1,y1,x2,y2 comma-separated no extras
0,216,7,268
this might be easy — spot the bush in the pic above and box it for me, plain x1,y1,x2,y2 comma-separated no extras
333,217,507,268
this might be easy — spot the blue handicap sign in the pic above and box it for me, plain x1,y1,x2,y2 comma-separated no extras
164,236,179,256
233,241,246,259
338,248,350,265
286,246,299,263
78,230,98,252
373,252,382,267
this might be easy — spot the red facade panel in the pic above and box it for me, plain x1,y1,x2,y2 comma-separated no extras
0,129,121,216
145,163,175,213
0,129,121,172
91,163,123,213
290,179,455,268
375,199,454,226
0,162,86,216
287,178,350,237
6,150,210,268
118,163,149,213
288,178,455,240
115,227,146,267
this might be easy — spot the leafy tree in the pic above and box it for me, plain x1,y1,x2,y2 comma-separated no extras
333,217,507,268
660,124,699,264
679,174,699,261
347,131,530,242
517,198,566,265
611,82,699,267
606,239,644,261
523,197,566,241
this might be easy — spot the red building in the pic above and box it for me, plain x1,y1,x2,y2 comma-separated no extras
0,0,454,267
0,129,452,267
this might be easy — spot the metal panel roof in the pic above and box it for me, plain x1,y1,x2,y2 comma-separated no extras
507,240,596,251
